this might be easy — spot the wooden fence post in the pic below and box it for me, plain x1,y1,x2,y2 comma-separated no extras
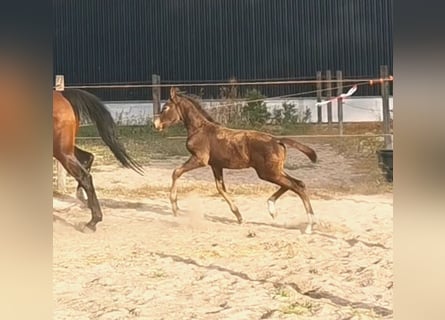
316,71,322,123
54,75,67,193
336,70,343,135
380,65,392,149
152,74,161,118
55,75,65,91
326,70,332,125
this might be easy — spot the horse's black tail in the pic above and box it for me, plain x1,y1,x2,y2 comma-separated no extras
278,138,317,163
61,89,144,175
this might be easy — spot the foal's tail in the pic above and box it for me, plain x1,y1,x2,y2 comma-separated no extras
278,138,317,163
61,89,144,175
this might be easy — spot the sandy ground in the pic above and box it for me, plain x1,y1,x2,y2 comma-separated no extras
53,158,393,320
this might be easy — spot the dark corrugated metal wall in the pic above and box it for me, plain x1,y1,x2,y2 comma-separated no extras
53,0,393,100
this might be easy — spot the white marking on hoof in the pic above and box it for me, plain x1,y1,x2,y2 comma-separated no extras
268,200,277,219
305,225,313,234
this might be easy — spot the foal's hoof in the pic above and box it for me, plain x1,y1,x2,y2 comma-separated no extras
237,217,243,224
82,222,97,233
172,209,180,217
171,203,180,216
305,225,313,234
267,200,277,219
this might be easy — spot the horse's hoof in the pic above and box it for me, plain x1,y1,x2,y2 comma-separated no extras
305,225,313,234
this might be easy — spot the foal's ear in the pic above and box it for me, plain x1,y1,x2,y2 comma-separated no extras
170,87,179,102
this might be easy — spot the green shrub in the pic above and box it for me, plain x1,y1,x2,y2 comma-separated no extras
273,102,312,125
241,89,270,126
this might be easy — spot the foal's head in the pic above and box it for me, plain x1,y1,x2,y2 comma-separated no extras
154,87,216,131
153,87,183,131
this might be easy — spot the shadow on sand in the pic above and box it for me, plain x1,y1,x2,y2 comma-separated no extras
152,251,393,318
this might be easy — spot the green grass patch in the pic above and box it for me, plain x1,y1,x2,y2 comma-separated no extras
280,301,317,316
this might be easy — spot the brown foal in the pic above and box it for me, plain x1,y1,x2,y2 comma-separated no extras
154,88,318,233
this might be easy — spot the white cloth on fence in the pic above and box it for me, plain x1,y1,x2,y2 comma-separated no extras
315,85,358,106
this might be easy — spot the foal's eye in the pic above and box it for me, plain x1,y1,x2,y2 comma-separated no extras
161,105,170,112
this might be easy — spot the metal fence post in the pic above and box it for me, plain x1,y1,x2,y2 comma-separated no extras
380,65,392,149
326,70,332,125
316,71,322,123
152,74,161,118
336,70,343,135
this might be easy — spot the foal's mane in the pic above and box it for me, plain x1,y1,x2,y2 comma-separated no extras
178,93,218,124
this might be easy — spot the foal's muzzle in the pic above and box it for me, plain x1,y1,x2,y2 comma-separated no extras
153,115,163,131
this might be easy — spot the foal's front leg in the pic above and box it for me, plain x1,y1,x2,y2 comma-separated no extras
211,166,243,224
170,156,205,215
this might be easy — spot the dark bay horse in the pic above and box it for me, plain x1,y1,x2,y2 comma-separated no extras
154,88,318,234
53,89,143,232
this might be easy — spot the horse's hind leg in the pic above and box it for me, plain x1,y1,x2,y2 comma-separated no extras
56,153,102,232
74,146,94,205
211,166,243,224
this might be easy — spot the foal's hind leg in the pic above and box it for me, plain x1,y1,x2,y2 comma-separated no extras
211,166,243,224
170,156,205,215
260,171,315,234
267,186,288,219
283,173,315,234
74,146,94,205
